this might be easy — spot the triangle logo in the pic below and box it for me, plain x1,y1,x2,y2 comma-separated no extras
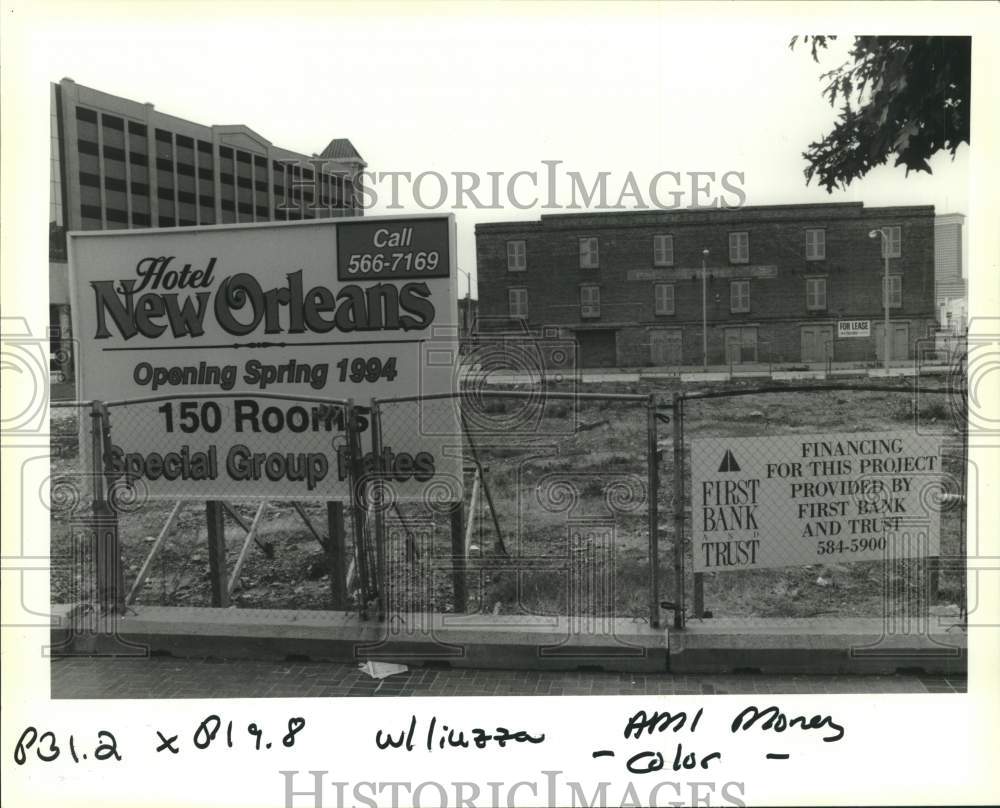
718,449,741,472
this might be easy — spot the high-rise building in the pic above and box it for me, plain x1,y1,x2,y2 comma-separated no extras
934,213,966,334
49,78,366,379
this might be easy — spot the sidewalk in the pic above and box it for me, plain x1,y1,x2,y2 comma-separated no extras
50,655,966,699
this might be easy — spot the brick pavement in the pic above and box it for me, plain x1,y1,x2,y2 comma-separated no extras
50,656,967,699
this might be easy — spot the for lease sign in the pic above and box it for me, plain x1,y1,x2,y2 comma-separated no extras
68,215,461,500
691,431,944,572
838,320,871,338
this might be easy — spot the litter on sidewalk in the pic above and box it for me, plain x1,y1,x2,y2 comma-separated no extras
358,661,409,679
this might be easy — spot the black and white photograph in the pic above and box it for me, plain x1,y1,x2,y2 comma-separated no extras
2,2,998,807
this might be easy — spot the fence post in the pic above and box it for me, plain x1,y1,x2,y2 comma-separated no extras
327,501,347,610
693,572,705,619
205,500,229,607
959,377,968,621
450,501,467,613
91,402,123,615
671,393,686,630
647,394,660,629
370,400,387,621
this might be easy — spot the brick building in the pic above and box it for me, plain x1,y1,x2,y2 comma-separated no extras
475,203,937,369
49,78,365,378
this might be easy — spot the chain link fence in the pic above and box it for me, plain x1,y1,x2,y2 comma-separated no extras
670,382,967,629
369,387,667,629
51,375,967,643
50,393,380,617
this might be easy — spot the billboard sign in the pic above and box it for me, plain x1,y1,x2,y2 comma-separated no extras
691,431,944,572
68,215,461,501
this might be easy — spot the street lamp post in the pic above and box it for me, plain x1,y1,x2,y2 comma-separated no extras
868,229,891,374
701,248,710,371
457,268,472,338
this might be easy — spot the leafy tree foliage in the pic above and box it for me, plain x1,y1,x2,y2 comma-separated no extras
791,36,970,191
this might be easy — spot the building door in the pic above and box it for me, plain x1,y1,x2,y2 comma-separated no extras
650,329,683,366
800,325,833,363
724,327,757,364
873,323,910,363
576,329,618,368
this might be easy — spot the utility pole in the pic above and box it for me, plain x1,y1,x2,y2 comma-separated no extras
701,248,710,371
868,229,892,374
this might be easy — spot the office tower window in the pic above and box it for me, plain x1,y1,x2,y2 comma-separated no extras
219,146,236,223
196,139,215,225
254,155,269,219
75,106,98,141
154,129,175,226
175,136,196,225
272,160,288,220
126,121,150,227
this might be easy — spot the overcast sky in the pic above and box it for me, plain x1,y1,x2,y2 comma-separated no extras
26,5,969,291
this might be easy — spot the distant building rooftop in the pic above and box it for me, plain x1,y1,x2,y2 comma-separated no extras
320,138,366,165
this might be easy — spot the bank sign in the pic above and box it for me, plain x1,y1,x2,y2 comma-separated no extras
68,215,461,501
691,431,944,572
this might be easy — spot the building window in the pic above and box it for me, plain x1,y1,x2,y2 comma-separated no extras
507,240,526,272
75,106,98,142
729,231,749,264
654,283,675,315
884,275,902,308
653,234,674,266
806,228,825,260
580,285,601,319
879,225,902,258
806,277,827,311
579,237,599,268
730,279,750,313
508,287,528,319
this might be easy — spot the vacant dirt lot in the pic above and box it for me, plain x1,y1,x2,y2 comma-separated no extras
50,377,966,621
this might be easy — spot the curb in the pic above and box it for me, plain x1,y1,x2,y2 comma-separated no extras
668,617,967,675
51,607,967,677
50,605,667,673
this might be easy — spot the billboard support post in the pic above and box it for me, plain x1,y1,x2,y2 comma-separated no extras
205,501,229,607
90,402,123,615
326,501,348,610
370,401,387,621
346,400,372,618
450,502,467,613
